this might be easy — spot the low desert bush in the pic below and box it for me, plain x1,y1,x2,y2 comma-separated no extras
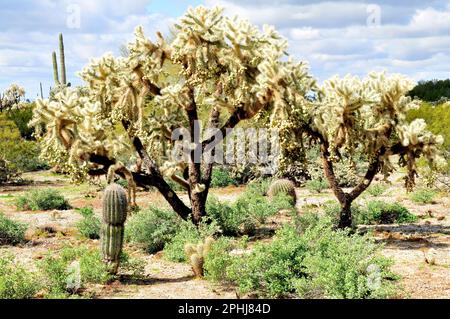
305,179,329,193
0,254,40,299
0,115,47,173
76,207,101,240
366,184,387,197
206,196,249,236
203,237,235,282
0,213,27,245
358,201,417,225
125,207,181,253
15,189,71,211
224,219,398,299
322,200,417,226
211,167,238,188
245,178,273,196
207,188,295,236
39,246,112,298
410,188,437,204
163,219,220,262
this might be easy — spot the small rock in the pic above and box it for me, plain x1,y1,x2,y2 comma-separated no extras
423,248,437,265
436,215,445,221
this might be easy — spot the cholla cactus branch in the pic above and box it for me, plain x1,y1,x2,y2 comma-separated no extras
271,72,444,228
28,6,325,223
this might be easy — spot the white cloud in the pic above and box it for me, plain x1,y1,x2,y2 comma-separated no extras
1,0,450,98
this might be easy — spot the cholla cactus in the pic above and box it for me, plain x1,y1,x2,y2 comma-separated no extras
184,237,214,278
270,71,444,228
0,84,25,112
30,6,314,224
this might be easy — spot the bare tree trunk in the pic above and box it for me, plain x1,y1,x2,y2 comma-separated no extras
338,199,353,229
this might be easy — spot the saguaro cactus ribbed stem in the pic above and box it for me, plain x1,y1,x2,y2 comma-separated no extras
52,51,59,85
39,82,44,99
59,33,67,85
101,183,128,274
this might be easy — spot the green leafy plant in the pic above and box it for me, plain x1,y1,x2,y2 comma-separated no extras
410,188,437,204
39,246,113,298
245,178,273,197
323,200,417,226
125,206,181,253
292,222,399,299
211,167,238,188
15,189,71,211
305,179,329,193
76,207,101,240
5,103,35,140
0,213,27,245
366,184,387,197
225,220,399,299
357,201,417,225
0,254,40,299
203,237,235,282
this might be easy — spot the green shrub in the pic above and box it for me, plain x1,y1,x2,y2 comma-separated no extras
5,103,35,140
410,188,437,204
163,220,219,262
0,213,27,245
292,222,399,299
0,157,21,185
39,246,112,297
366,184,387,197
305,179,329,193
245,178,273,197
125,207,181,253
76,207,101,240
294,211,321,233
207,188,294,236
0,254,40,299
206,196,248,236
323,200,417,226
225,220,398,299
203,237,235,282
119,252,146,278
357,201,417,225
0,115,48,173
234,194,277,225
15,189,71,211
211,167,238,188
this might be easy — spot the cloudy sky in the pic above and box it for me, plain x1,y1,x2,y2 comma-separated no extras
1,0,449,99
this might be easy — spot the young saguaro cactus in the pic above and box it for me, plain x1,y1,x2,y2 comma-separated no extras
184,237,214,278
101,183,128,274
52,51,59,85
268,179,297,204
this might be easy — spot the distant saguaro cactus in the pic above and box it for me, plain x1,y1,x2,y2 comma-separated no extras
51,34,67,87
52,51,59,85
59,33,67,86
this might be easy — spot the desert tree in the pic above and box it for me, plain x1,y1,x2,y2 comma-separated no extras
270,72,445,228
29,6,315,224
